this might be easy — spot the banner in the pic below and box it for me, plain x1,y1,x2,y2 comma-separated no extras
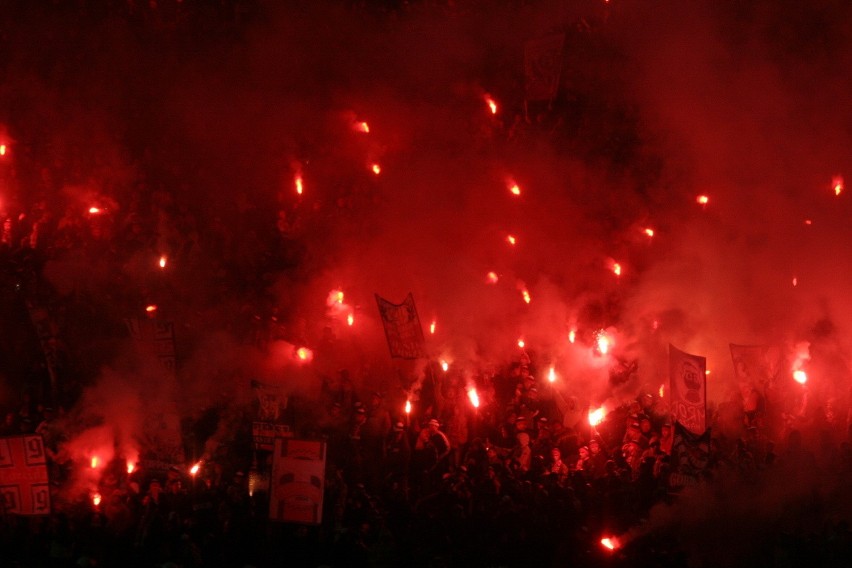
252,379,294,451
730,344,782,388
668,421,711,490
269,439,326,524
669,344,706,435
125,317,184,471
0,435,51,515
375,293,427,359
524,33,565,102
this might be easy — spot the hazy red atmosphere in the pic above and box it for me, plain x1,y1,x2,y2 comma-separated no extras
1,1,851,567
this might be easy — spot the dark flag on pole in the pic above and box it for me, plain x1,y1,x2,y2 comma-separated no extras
669,344,706,435
524,33,565,102
375,293,427,359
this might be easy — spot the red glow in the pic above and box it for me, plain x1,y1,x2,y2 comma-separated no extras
486,271,499,284
595,331,612,355
127,461,135,475
696,195,709,206
354,121,370,133
589,407,606,427
600,537,619,551
91,456,99,469
190,462,201,476
440,359,449,372
792,277,798,287
521,289,531,304
159,255,167,269
506,235,517,246
295,175,304,195
804,219,813,225
612,262,622,277
659,384,665,398
371,163,381,175
405,400,411,414
568,329,576,344
644,228,655,237
296,347,313,362
517,338,525,349
327,289,345,306
467,387,480,408
347,313,355,326
92,493,102,507
429,321,436,334
548,367,556,383
145,305,158,313
0,144,6,156
793,370,807,385
484,94,498,115
832,175,844,196
88,206,102,214
508,181,521,196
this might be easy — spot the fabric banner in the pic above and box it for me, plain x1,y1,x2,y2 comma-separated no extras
125,317,184,471
270,438,326,524
730,344,782,388
375,293,427,359
524,33,565,102
668,421,711,490
0,435,51,515
125,317,177,377
252,379,294,451
669,344,706,435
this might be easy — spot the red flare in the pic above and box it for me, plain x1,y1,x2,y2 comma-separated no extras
644,228,655,237
0,144,6,156
145,305,158,313
347,313,355,326
486,271,499,284
612,262,622,277
296,347,313,362
371,163,381,175
832,175,844,196
506,235,517,246
190,462,201,476
600,537,619,551
429,321,436,334
91,456,99,469
405,400,411,414
589,407,606,427
696,195,709,206
568,330,576,344
295,174,304,195
440,360,449,372
517,338,525,349
158,256,167,269
595,331,611,355
92,493,102,507
521,289,531,304
508,181,521,196
127,461,136,475
484,94,498,115
659,384,665,398
354,121,370,133
547,367,556,383
88,206,102,214
467,387,480,408
793,370,807,385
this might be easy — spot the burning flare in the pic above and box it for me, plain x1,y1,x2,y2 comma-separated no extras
145,305,158,313
295,174,304,195
88,206,102,214
486,271,499,284
600,537,619,551
644,227,655,237
696,194,709,206
484,94,498,115
354,121,370,133
440,359,449,372
347,313,355,326
430,320,436,334
296,347,313,362
832,175,844,196
517,338,525,349
467,387,480,408
589,407,606,427
90,456,99,469
595,331,612,355
568,329,576,344
506,234,517,246
158,255,167,269
793,370,808,385
612,262,622,277
127,461,136,475
371,163,381,175
190,462,202,476
521,289,531,304
0,144,6,156
548,367,556,383
405,400,411,414
508,181,521,196
92,493,102,507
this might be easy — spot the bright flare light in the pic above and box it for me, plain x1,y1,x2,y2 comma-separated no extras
92,493,102,507
440,360,449,372
295,175,304,195
644,228,655,237
347,313,355,326
127,461,136,475
568,329,576,344
296,347,313,362
517,338,525,349
521,289,531,304
832,175,844,196
145,305,157,313
697,195,709,206
88,206,102,214
355,121,370,133
371,163,381,175
91,456,99,469
792,277,798,287
793,370,808,385
595,331,611,355
612,262,622,277
327,289,345,306
600,537,619,551
0,144,6,156
485,94,498,115
548,367,556,383
486,271,499,284
506,235,517,246
190,462,201,476
589,407,606,427
508,182,521,196
158,255,167,269
659,384,665,398
430,321,436,334
405,400,411,414
467,387,480,408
